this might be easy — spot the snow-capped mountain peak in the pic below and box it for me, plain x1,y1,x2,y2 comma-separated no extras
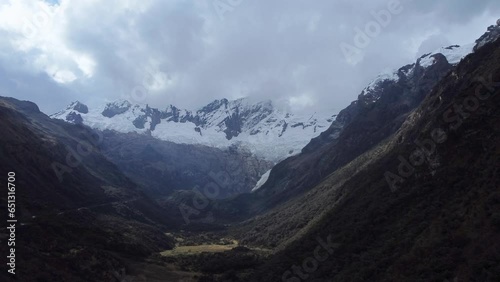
359,42,476,103
52,98,336,162
418,43,475,68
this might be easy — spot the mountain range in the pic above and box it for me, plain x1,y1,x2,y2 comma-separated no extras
52,98,337,162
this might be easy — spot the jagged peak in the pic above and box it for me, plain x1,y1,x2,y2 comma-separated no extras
195,97,277,116
68,101,89,114
102,99,132,118
197,98,229,114
105,99,132,108
227,97,275,113
361,40,476,99
361,69,399,97
68,100,83,106
474,23,500,51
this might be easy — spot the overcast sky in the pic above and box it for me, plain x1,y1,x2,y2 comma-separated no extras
0,0,498,115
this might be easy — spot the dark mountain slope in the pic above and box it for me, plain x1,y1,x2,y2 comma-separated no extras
248,36,500,282
0,97,178,281
99,130,271,198
208,51,475,233
213,45,459,225
245,50,456,215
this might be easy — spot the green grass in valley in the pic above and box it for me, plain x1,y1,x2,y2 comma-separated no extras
160,240,239,256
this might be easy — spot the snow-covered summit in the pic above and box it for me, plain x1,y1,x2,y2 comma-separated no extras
52,97,336,162
361,69,399,97
474,24,500,51
360,43,475,102
418,44,475,68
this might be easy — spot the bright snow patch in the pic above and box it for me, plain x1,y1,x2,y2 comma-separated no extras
439,44,474,64
252,169,271,192
419,44,474,68
419,55,436,68
361,69,399,96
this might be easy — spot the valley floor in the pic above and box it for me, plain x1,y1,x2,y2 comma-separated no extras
122,231,272,281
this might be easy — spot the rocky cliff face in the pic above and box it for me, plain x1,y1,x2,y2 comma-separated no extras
101,100,131,118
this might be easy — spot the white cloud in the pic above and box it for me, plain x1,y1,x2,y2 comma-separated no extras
0,0,498,114
289,94,316,111
51,69,76,83
0,0,97,84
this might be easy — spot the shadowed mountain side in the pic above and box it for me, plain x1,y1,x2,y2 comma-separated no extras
0,97,178,281
255,52,454,210
244,36,500,282
98,130,272,199
213,46,458,222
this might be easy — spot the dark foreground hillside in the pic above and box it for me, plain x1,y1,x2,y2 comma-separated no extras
0,98,179,281
246,36,500,281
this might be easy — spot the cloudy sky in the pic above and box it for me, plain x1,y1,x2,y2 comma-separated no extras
0,0,498,115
